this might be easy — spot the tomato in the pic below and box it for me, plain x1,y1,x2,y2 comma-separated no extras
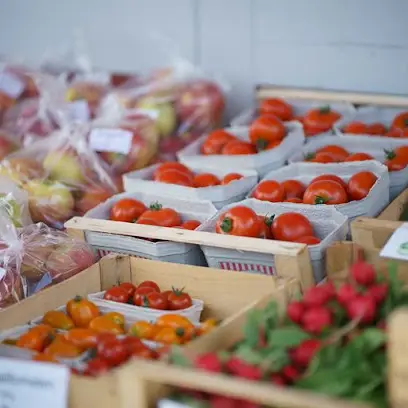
249,115,285,150
200,130,236,155
386,128,403,138
221,140,257,155
347,171,377,201
110,198,147,222
394,146,408,158
103,286,129,303
153,327,183,345
103,312,125,328
259,98,293,121
215,206,261,237
42,310,74,330
121,336,144,353
367,122,387,135
138,280,161,292
258,215,273,239
16,325,55,352
97,337,129,367
144,291,169,310
154,162,193,180
284,197,302,203
44,338,81,359
303,106,341,136
180,219,201,230
384,148,408,171
271,213,314,242
193,173,220,187
131,344,158,359
315,145,349,162
128,321,158,340
251,180,285,202
281,179,305,199
154,169,193,187
264,139,282,150
84,358,109,376
303,180,348,205
119,282,137,299
344,152,374,162
133,286,157,306
168,288,193,310
135,218,159,227
310,174,347,190
391,111,408,130
221,173,243,185
294,236,321,245
89,316,125,335
305,152,336,163
343,121,367,134
197,318,217,335
64,328,99,350
66,297,100,328
137,203,181,227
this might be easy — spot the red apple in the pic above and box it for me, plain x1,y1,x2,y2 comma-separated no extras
0,132,17,160
76,186,115,215
0,266,24,308
21,240,55,282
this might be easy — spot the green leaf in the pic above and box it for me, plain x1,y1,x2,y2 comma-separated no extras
168,348,191,367
260,348,290,372
242,309,263,347
233,344,264,365
349,328,386,354
268,327,311,348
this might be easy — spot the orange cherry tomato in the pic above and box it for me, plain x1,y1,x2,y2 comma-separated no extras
42,310,74,330
310,174,347,190
344,152,374,162
153,327,183,345
137,203,181,227
367,122,387,135
284,197,303,203
153,162,193,180
64,328,99,350
128,321,158,340
103,312,125,328
259,98,293,121
315,145,349,162
200,130,236,155
216,206,261,237
293,235,321,245
193,173,220,188
44,337,81,359
221,173,243,185
305,152,337,163
249,115,286,150
66,297,100,328
391,111,408,130
343,121,367,134
303,180,348,205
281,179,305,199
347,171,377,201
88,316,125,335
155,169,193,187
110,199,147,222
180,219,201,230
16,325,55,352
221,140,257,155
303,106,341,136
271,212,314,242
197,318,218,335
251,180,285,202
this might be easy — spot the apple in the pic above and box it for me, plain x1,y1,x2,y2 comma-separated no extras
45,241,95,283
25,180,74,227
43,151,85,185
76,186,115,215
21,238,55,282
0,157,46,186
0,133,17,160
0,266,24,308
175,80,225,129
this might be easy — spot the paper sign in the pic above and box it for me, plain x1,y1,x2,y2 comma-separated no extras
67,100,90,123
0,357,69,408
158,399,190,408
380,223,408,261
89,128,133,155
0,72,24,98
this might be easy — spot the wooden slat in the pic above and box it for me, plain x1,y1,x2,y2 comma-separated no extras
378,188,408,221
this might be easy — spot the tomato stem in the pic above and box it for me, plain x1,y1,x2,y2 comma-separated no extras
255,139,269,152
263,214,275,227
220,217,233,233
73,295,83,302
175,327,185,337
149,202,163,211
319,105,331,114
384,149,396,160
314,195,328,205
404,118,408,127
304,153,315,161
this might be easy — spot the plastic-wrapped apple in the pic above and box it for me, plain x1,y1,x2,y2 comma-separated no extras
76,186,115,215
175,80,225,129
25,180,74,227
66,82,106,117
43,150,85,185
0,266,24,308
0,132,17,160
0,194,23,228
0,157,46,186
45,241,95,283
21,238,55,282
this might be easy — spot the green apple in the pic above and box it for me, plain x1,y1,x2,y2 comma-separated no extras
0,194,23,227
43,151,85,185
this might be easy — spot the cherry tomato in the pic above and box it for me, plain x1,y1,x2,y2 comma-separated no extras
193,173,220,187
344,152,374,162
168,288,193,310
128,321,158,340
103,286,129,303
258,215,273,239
66,297,100,328
103,312,125,328
64,328,99,350
315,145,349,162
221,173,243,185
303,180,348,205
259,98,293,121
110,198,147,222
119,282,137,299
44,338,81,359
154,162,193,180
391,111,408,130
89,316,125,335
200,130,236,155
216,206,261,237
144,291,169,310
271,212,314,242
197,318,218,335
310,174,347,190
284,197,303,203
153,327,183,345
281,179,305,199
222,140,257,155
131,344,158,359
97,337,129,367
133,286,157,306
249,115,285,150
303,106,341,136
138,281,161,292
84,358,109,376
154,169,193,187
251,180,285,202
294,236,321,245
42,310,74,330
180,220,201,230
137,203,181,227
16,325,55,352
305,152,336,163
347,171,377,201
264,139,282,150
367,122,386,135
121,336,144,353
343,121,367,134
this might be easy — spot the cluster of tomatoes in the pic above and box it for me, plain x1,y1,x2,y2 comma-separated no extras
110,198,200,230
103,280,193,311
152,161,244,188
216,206,320,245
343,110,408,138
252,171,377,205
304,144,408,172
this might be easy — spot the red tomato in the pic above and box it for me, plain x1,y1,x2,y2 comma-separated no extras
103,287,129,303
367,122,387,135
391,111,408,130
384,155,408,171
133,286,157,306
121,336,144,354
347,171,377,200
154,162,193,180
155,169,193,187
216,206,261,237
294,235,321,245
119,282,136,299
259,98,293,121
310,174,347,190
193,173,220,187
315,145,349,162
303,106,341,136
200,130,236,155
284,197,302,203
386,128,403,138
110,199,147,222
251,180,285,202
138,281,161,292
137,203,181,227
222,140,257,155
264,139,282,150
394,146,408,158
168,288,193,310
305,152,336,163
343,121,367,134
221,173,243,185
344,152,374,162
180,220,201,230
303,180,348,205
271,213,314,242
97,337,129,367
84,358,110,376
258,215,273,239
249,115,286,150
281,180,305,199
144,292,169,310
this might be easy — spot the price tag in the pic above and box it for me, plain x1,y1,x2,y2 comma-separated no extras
0,357,69,408
380,224,408,261
89,128,133,155
158,399,190,408
66,100,90,123
0,72,24,98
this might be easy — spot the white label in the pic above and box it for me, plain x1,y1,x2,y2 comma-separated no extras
380,224,408,261
0,72,24,98
0,357,69,408
66,100,90,123
158,400,190,408
89,128,133,154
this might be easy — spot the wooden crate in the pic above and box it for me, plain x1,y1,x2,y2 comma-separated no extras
65,216,315,289
0,254,298,408
377,188,408,221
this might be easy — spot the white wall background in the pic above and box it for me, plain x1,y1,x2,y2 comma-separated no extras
0,0,407,118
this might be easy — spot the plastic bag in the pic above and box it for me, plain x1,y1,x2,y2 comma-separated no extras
0,122,119,228
0,129,19,160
